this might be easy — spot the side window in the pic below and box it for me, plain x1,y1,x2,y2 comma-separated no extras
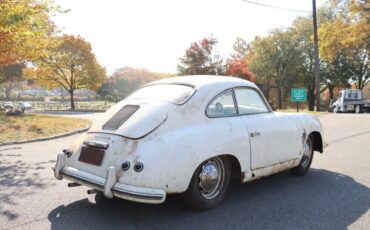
345,91,351,99
206,90,237,117
234,88,269,115
353,91,358,99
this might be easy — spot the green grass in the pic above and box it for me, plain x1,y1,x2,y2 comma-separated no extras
32,101,115,111
0,113,91,143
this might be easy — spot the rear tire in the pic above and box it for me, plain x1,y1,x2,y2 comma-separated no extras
291,136,314,176
182,156,231,211
94,191,113,203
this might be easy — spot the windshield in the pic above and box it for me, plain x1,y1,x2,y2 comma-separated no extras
127,84,195,105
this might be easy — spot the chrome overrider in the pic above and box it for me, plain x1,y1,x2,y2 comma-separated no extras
54,153,166,204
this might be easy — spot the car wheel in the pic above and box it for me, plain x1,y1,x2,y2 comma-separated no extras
182,156,231,211
291,136,314,176
355,105,361,114
333,106,338,113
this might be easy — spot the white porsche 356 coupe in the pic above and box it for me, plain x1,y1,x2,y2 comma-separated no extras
54,76,323,210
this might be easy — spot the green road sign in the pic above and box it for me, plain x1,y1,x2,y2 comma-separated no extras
291,88,307,102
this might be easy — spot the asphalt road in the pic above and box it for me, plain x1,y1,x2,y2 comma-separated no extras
0,113,369,230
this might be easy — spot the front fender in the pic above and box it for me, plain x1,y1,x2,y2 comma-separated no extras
290,113,324,153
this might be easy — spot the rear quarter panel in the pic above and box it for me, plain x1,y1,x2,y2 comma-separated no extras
116,111,251,193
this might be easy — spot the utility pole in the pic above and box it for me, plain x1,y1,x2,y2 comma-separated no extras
312,0,321,111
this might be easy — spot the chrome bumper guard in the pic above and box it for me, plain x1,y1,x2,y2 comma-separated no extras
54,153,166,204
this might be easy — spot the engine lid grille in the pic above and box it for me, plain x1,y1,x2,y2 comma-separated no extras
102,105,140,130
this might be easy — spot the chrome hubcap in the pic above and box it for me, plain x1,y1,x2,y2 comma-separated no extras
199,157,225,200
301,138,312,168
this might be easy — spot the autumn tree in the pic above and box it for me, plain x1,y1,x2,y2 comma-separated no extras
98,67,173,101
177,36,225,75
0,0,61,67
0,63,23,84
319,0,370,89
247,6,355,111
232,37,249,58
226,58,255,81
248,29,301,109
0,63,24,99
30,35,106,109
289,14,337,110
226,38,255,81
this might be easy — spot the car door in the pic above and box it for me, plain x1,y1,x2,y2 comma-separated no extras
234,87,301,170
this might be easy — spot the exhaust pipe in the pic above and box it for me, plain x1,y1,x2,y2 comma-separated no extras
68,182,81,187
87,189,98,194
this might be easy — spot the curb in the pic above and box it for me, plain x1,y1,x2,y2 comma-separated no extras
0,126,90,147
318,112,330,116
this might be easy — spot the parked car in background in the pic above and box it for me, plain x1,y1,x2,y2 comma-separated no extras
331,89,370,113
1,101,25,116
18,102,33,110
3,101,13,109
54,75,324,210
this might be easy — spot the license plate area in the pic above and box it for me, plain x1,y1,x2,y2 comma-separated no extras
79,147,105,166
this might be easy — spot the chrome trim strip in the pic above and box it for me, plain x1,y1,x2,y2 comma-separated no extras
83,140,109,149
112,188,164,201
61,170,164,201
61,170,104,189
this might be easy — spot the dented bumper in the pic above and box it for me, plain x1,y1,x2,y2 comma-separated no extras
54,153,166,204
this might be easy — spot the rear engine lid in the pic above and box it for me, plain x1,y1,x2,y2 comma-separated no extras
89,100,168,139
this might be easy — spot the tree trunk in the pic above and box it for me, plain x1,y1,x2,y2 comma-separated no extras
328,84,334,100
277,87,282,110
282,88,288,110
307,87,315,111
69,90,75,110
265,81,271,101
358,76,363,89
5,87,11,100
61,88,65,103
5,83,12,100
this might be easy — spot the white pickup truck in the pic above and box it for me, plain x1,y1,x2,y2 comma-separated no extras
331,89,370,113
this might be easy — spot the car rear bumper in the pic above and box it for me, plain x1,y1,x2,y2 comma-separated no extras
54,153,166,204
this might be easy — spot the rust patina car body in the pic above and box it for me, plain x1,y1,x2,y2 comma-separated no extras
54,75,323,210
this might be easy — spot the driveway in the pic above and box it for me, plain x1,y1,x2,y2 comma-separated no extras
0,113,369,229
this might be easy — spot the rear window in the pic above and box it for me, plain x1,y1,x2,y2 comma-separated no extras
127,84,195,105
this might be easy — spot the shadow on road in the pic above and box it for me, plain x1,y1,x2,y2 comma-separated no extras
0,153,55,221
47,169,370,230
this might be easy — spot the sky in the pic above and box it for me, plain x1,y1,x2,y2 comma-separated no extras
53,0,327,75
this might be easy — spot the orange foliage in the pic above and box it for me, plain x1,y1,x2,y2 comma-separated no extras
0,0,58,67
226,57,255,82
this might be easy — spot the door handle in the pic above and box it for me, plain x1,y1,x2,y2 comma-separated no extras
250,131,260,137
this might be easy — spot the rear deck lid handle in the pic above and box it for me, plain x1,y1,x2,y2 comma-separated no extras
83,140,109,149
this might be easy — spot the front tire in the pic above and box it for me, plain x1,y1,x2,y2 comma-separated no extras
182,156,231,211
355,105,361,114
291,136,314,176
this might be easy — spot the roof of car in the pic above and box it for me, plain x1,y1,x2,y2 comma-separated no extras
148,75,257,89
